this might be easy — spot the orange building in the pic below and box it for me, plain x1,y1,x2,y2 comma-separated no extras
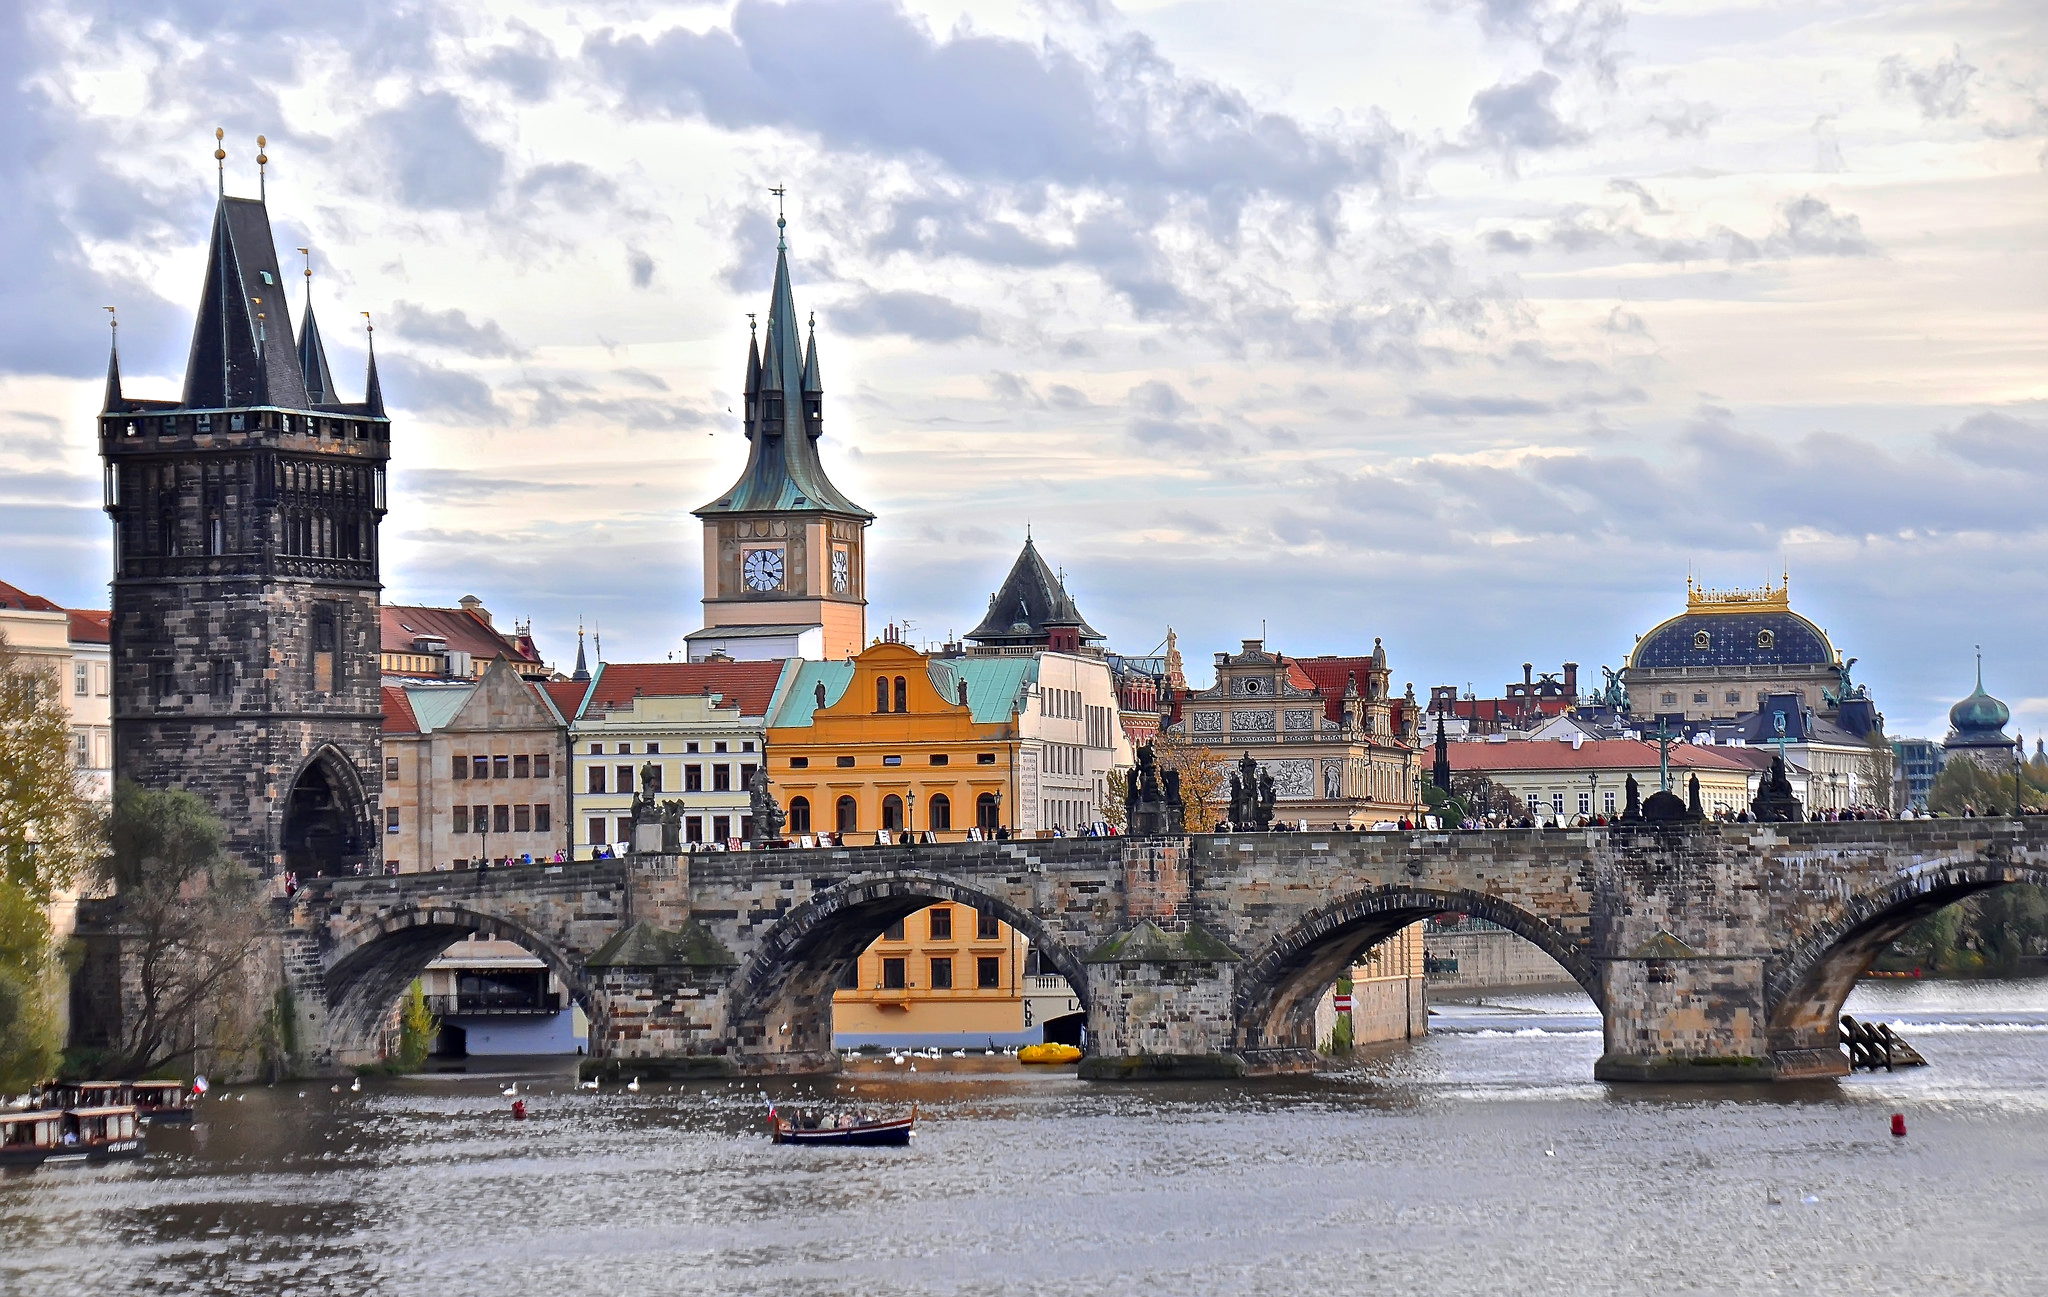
764,636,1025,842
831,900,1036,1048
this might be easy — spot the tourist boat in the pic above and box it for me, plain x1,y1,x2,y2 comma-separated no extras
129,1081,198,1124
40,1080,128,1110
769,1105,916,1147
0,1106,145,1168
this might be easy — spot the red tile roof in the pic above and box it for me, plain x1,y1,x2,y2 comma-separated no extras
0,579,63,613
541,679,590,722
1289,655,1376,724
381,604,539,664
584,661,784,718
67,610,110,644
381,686,421,735
1446,738,1755,774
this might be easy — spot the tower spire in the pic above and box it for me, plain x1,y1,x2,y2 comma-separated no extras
572,620,590,682
101,307,125,414
362,311,385,416
296,247,336,404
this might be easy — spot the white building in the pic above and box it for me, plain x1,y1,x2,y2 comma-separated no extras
1,580,111,802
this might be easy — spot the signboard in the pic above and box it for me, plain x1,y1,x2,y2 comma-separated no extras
1333,994,1352,1013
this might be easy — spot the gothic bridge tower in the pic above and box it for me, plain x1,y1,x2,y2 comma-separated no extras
99,149,389,877
688,212,872,662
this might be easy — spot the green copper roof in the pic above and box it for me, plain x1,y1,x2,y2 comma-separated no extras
402,683,473,734
927,656,1037,724
771,661,856,728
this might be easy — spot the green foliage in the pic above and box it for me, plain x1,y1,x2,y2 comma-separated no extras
1927,756,2048,817
0,632,106,1092
259,981,301,1083
1886,885,2048,977
397,979,439,1070
1098,769,1128,831
99,782,263,1076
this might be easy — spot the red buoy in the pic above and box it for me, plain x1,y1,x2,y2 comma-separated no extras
512,1100,527,1121
1890,1113,1906,1137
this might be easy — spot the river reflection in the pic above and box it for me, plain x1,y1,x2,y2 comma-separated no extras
6,981,2045,1296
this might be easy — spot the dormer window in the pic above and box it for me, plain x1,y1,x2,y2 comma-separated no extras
1756,629,1775,649
1693,630,1711,650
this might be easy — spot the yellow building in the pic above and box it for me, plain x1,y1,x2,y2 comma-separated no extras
831,901,1039,1049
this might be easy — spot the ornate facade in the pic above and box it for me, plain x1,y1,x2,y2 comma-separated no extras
1624,577,1859,724
99,175,388,877
1171,638,1421,827
689,215,871,661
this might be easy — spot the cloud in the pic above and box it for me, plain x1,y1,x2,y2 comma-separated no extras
475,23,560,102
377,354,504,421
369,91,505,211
1126,380,1228,448
833,289,985,342
1407,393,1552,417
1935,411,2048,476
1880,45,1977,121
1603,305,1649,337
387,300,527,356
1464,71,1586,171
1461,0,1627,85
627,250,655,289
1766,196,1873,257
585,0,1390,216
1607,178,1661,214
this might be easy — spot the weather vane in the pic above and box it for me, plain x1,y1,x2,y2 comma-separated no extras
256,134,268,201
213,127,226,194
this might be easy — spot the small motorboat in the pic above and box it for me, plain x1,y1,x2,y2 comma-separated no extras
2,1106,145,1168
1018,1042,1082,1065
770,1105,916,1147
129,1081,198,1124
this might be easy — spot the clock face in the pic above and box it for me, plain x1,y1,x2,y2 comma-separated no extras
742,548,784,593
831,547,851,594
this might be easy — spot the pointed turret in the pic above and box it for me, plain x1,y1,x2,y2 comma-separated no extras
180,194,310,410
298,296,338,405
966,535,1104,650
102,329,126,415
572,624,590,683
364,327,386,417
801,314,821,398
694,215,869,518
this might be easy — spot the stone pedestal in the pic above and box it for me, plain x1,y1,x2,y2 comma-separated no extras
1594,933,1772,1081
1078,921,1245,1079
579,919,739,1080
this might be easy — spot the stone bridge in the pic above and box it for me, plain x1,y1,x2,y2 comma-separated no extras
284,819,2048,1082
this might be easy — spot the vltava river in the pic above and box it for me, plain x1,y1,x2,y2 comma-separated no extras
5,980,2046,1296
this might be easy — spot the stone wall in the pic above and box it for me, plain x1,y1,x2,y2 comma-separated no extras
1426,927,1577,991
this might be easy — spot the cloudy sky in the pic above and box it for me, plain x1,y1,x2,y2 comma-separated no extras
3,0,2043,740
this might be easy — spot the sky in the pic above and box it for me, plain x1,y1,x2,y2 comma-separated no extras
1,0,2043,742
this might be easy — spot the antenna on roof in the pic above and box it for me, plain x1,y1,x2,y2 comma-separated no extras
256,134,268,201
213,127,226,195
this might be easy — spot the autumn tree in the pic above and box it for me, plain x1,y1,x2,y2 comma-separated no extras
97,783,265,1077
0,632,104,1091
1150,730,1229,830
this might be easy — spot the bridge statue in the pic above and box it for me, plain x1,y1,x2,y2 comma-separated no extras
748,767,786,845
135,814,2044,1088
1126,744,1181,836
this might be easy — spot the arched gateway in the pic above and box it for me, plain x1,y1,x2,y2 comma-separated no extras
266,821,2048,1082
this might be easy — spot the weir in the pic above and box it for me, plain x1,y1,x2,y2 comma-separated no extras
232,819,2048,1081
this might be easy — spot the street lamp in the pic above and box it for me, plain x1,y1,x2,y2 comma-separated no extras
2016,732,2027,820
906,789,918,847
1588,772,1599,825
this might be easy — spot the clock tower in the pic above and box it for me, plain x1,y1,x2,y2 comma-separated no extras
687,213,872,662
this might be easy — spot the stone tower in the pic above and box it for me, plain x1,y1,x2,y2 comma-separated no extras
99,174,389,877
687,213,872,662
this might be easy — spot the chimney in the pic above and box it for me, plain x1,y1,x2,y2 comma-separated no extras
459,594,491,626
1522,663,1534,690
1563,662,1578,695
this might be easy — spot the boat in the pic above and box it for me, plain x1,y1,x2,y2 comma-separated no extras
769,1105,916,1147
2,1106,145,1169
129,1081,198,1124
1018,1042,1082,1065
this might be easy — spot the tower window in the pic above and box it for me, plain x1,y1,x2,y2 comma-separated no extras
312,611,337,693
212,659,232,698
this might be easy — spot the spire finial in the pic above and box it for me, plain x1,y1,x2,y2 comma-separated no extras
214,127,225,194
747,312,756,335
104,304,117,341
770,185,787,247
256,134,268,201
299,246,311,287
808,310,815,334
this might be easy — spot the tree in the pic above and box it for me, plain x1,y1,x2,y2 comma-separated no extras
97,782,264,1077
1928,756,2047,817
396,979,439,1070
1098,768,1129,831
1860,732,1899,812
1449,772,1522,823
1151,730,1229,830
0,632,104,1091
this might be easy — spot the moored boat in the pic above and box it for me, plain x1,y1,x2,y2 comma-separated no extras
770,1104,916,1147
129,1081,198,1124
0,1111,65,1169
2,1106,145,1168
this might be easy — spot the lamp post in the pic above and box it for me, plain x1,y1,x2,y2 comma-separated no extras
2016,733,2027,820
1588,772,1599,825
906,789,918,847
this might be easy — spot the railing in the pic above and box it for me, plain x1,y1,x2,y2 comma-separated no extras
1024,974,1073,994
424,991,566,1017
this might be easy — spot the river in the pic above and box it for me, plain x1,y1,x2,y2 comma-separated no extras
5,980,2045,1296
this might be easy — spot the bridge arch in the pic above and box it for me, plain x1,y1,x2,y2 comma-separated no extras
319,901,594,1060
725,869,1091,1063
1766,852,2048,1066
1233,885,1600,1054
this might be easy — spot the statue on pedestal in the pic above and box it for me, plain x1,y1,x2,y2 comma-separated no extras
749,766,787,845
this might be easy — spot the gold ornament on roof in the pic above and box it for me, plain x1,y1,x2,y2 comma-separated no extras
1685,571,1791,615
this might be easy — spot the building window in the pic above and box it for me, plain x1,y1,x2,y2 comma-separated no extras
930,754,949,766
977,792,999,830
929,793,952,831
151,659,174,703
535,753,550,779
976,753,996,765
977,908,999,940
312,612,336,693
589,743,603,756
883,755,903,767
883,918,906,941
454,806,469,834
1525,793,1540,811
616,815,633,843
686,742,700,753
789,757,809,769
453,755,468,780
74,730,89,767
384,756,400,784
1551,793,1564,816
686,816,703,843
712,765,731,792
385,808,400,834
646,742,659,755
1726,691,1742,704
1578,792,1591,815
1693,630,1710,650
74,663,88,696
1693,692,1708,705
588,767,606,794
1604,791,1616,815
474,756,489,780
1757,629,1775,649
742,741,754,752
1661,693,1677,707
616,764,633,794
494,755,510,779
714,741,727,754
494,805,510,833
740,763,756,788
788,797,811,834
977,956,1001,989
588,817,604,846
514,805,531,832
645,765,664,793
929,907,952,940
514,754,530,779
881,957,906,990
472,804,487,833
712,814,731,842
836,755,855,768
876,677,889,713
883,795,904,832
893,676,908,712
684,764,703,791
836,796,858,833
535,804,551,832
929,957,953,990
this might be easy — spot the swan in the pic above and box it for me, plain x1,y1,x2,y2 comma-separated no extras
627,1077,641,1093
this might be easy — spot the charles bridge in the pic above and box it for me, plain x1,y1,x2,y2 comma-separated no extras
285,818,2048,1083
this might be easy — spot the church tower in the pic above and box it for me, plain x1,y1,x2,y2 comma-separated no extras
99,140,389,877
687,212,872,662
